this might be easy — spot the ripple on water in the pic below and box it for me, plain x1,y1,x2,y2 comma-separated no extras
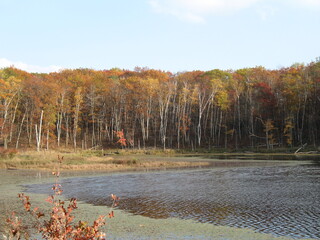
25,164,320,239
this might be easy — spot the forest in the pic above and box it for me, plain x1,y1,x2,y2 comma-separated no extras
1,60,320,151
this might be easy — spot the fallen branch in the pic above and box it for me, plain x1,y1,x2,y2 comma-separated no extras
294,143,307,154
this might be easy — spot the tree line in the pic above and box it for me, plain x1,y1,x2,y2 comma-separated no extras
1,60,320,151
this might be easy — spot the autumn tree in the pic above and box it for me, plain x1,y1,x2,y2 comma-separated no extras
2,60,320,151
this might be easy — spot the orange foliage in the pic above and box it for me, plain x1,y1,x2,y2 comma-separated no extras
6,156,119,240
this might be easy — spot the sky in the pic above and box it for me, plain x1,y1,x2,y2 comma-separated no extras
0,0,319,73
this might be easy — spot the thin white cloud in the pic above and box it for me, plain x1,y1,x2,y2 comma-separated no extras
294,0,320,8
256,5,277,21
0,58,61,73
149,0,206,23
149,0,261,23
148,0,320,23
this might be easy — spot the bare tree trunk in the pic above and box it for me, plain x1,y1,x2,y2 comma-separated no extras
73,109,79,151
35,110,44,152
1,93,17,137
73,87,83,151
197,90,213,147
46,128,50,150
9,99,19,143
57,93,65,147
159,92,172,150
57,112,62,147
65,114,69,147
27,112,33,147
16,111,26,149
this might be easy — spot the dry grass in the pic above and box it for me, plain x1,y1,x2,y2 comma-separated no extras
0,149,210,171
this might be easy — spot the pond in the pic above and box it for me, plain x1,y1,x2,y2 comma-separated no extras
24,159,320,239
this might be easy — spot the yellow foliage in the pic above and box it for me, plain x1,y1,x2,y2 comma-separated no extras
215,91,230,110
284,117,294,146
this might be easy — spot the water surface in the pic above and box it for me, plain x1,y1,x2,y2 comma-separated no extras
25,160,320,239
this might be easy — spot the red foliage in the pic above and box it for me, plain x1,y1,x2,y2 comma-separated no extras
114,129,127,147
6,212,25,239
6,155,119,240
253,82,276,108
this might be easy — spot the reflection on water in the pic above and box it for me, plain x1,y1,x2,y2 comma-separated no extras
187,153,320,162
25,162,320,239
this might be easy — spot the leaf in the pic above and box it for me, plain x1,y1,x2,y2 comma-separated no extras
108,211,114,218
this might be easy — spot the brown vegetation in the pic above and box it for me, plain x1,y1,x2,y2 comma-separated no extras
0,150,209,171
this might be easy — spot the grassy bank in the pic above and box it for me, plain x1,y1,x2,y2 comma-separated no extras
0,149,211,171
1,146,318,171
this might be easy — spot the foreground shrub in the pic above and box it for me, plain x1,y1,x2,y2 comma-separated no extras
5,155,119,240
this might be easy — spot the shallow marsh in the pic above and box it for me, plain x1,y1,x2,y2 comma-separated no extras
0,154,319,239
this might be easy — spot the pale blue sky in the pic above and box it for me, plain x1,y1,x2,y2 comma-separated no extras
0,0,319,73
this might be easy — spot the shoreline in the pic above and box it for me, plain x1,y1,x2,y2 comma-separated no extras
1,152,318,239
1,149,317,172
0,150,211,172
1,168,315,240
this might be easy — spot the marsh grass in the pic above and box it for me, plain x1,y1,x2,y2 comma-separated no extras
1,147,318,171
0,149,209,171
